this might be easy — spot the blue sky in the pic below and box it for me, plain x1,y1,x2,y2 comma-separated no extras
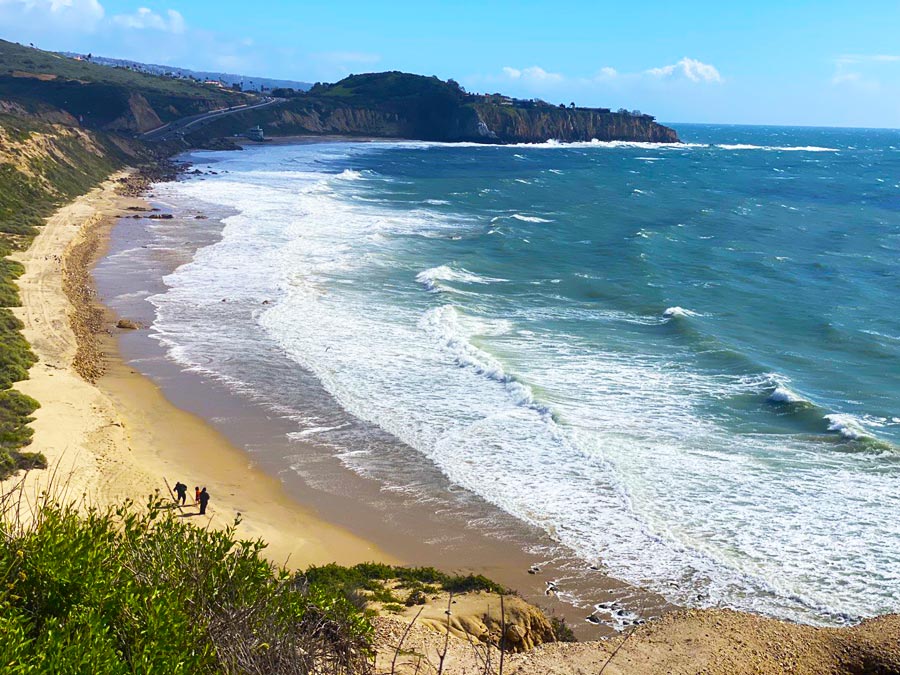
2,0,899,127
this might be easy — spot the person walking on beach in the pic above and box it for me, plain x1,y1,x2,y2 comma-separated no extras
198,487,210,515
194,486,200,505
173,481,188,505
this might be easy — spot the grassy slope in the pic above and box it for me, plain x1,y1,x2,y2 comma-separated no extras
0,112,148,478
0,39,244,128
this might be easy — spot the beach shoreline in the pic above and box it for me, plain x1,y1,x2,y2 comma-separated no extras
0,160,660,638
4,159,900,675
92,158,671,638
2,169,391,569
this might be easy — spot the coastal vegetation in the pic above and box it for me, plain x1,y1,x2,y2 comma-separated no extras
0,493,370,673
303,562,507,610
0,491,540,673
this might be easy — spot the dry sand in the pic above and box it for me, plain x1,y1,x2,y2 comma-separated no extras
1,170,391,568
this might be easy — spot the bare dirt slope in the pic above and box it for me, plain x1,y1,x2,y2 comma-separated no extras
375,607,900,674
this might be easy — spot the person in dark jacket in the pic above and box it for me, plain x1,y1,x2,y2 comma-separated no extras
173,481,188,505
198,487,210,515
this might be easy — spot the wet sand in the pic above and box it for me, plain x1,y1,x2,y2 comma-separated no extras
2,170,390,569
91,162,673,639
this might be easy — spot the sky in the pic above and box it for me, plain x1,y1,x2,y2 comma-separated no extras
1,0,899,128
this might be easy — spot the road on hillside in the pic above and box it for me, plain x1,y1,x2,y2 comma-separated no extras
140,97,284,142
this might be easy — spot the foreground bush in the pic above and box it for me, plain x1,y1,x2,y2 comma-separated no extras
0,494,371,674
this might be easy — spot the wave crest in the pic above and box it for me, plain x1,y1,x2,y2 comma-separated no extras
416,265,507,292
663,306,700,318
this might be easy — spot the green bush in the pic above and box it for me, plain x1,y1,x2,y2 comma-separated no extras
301,561,508,606
0,496,372,674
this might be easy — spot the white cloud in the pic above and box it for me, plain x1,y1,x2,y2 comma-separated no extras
831,54,897,89
111,7,185,33
501,65,563,83
0,0,105,30
646,57,721,83
494,59,718,90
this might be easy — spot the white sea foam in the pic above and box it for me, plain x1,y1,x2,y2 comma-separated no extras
416,265,507,292
716,144,839,152
663,306,700,318
407,138,837,153
510,213,553,223
144,140,900,630
335,168,365,180
824,414,873,440
290,423,351,438
768,386,808,405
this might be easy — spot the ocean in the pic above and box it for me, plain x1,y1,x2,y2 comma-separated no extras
98,124,900,626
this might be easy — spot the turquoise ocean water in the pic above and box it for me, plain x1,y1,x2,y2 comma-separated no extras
128,125,900,624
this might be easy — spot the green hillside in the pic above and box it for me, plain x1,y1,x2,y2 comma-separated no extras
0,39,245,131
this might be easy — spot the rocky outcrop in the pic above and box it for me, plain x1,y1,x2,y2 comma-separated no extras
107,93,164,133
394,591,557,653
377,609,900,675
270,105,404,137
469,104,678,144
183,71,680,144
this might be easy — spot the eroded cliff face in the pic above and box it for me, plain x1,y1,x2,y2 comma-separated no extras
191,98,679,145
270,101,680,144
269,105,404,137
108,93,164,133
468,104,679,143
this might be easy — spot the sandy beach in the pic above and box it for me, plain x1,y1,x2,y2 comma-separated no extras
4,166,900,675
0,156,663,642
6,165,654,637
2,170,390,568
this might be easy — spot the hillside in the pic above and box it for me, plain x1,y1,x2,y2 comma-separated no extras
62,52,313,93
184,71,679,144
0,110,152,478
0,40,246,133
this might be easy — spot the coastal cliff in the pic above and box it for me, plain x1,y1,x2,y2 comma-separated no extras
189,72,680,145
470,104,679,143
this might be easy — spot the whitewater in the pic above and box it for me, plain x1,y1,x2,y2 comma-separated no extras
136,124,900,625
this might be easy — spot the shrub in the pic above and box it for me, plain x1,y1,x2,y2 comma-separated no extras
0,494,372,674
301,562,509,607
